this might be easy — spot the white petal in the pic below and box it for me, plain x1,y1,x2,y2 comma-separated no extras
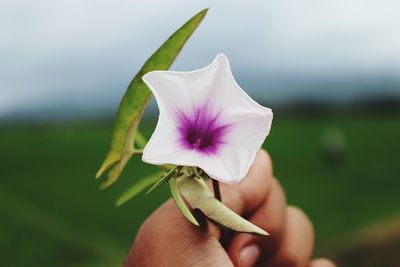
142,53,273,184
215,112,273,183
142,54,238,116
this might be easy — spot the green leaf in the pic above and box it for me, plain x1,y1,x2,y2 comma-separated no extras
96,9,209,188
169,177,199,226
115,172,163,207
145,166,178,194
177,177,269,236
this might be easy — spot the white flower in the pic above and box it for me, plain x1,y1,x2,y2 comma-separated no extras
142,54,273,184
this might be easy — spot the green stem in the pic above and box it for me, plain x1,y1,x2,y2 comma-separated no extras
132,149,143,155
212,179,229,250
212,179,222,201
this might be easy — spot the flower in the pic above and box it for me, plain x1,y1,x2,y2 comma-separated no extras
142,54,273,184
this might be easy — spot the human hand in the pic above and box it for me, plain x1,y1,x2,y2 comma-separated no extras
125,150,335,267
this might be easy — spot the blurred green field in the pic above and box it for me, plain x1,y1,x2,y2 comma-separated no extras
1,113,399,266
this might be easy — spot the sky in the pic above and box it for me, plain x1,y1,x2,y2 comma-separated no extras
1,0,400,119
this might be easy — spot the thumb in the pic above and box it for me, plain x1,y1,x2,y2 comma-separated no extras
125,200,233,267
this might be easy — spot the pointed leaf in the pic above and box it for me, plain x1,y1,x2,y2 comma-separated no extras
145,166,178,194
96,9,209,188
177,177,269,236
116,172,163,207
169,177,199,226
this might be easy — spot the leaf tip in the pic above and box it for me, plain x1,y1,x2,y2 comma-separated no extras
99,183,109,191
99,176,116,190
190,218,200,227
144,186,156,195
99,163,124,190
96,156,119,179
144,189,151,195
95,168,103,179
250,226,269,237
115,199,124,207
198,8,209,19
257,229,270,237
144,184,156,195
99,180,114,190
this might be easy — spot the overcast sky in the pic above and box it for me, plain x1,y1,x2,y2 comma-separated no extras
1,0,400,119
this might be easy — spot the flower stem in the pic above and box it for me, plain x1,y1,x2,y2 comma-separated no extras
132,149,143,155
212,179,222,201
212,179,229,249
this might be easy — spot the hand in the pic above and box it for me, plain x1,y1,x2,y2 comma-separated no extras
125,150,335,267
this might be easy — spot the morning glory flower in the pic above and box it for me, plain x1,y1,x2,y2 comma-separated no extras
141,54,273,184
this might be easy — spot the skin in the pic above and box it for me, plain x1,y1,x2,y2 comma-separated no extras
125,150,336,267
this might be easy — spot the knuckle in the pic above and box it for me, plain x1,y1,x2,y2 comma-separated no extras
281,250,301,267
257,149,273,176
131,201,177,254
258,148,272,164
287,205,314,232
312,258,337,267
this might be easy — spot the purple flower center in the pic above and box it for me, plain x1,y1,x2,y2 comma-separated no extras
177,106,229,154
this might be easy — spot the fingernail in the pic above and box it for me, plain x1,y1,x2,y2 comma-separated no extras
238,244,260,267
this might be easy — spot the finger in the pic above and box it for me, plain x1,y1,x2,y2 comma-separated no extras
310,259,336,267
228,178,287,266
125,200,233,267
205,149,275,239
267,206,314,267
216,149,274,216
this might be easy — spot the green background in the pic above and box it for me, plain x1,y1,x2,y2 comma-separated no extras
2,113,399,266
